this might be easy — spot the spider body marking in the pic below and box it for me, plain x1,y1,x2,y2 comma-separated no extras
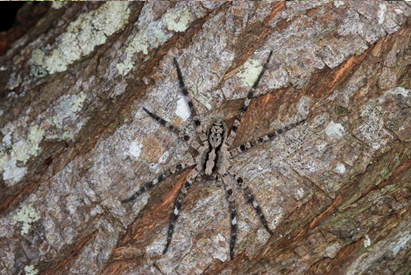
122,51,306,260
204,120,225,178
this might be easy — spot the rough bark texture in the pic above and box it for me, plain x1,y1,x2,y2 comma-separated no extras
1,2,411,275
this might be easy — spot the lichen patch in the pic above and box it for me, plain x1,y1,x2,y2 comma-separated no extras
11,125,45,164
28,2,130,76
237,59,263,87
334,162,346,175
0,151,9,172
70,93,87,113
43,92,88,141
390,233,411,256
325,121,345,140
2,159,27,185
164,8,190,32
51,2,64,10
388,87,410,97
117,23,171,75
126,140,143,160
117,6,192,75
13,204,41,235
24,265,38,275
334,1,345,8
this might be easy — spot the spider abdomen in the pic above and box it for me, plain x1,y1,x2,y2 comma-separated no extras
204,121,226,177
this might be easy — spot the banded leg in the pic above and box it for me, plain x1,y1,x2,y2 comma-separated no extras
121,156,197,203
219,171,238,260
163,164,201,255
224,51,273,148
143,107,203,152
229,118,306,158
173,57,208,145
226,165,273,235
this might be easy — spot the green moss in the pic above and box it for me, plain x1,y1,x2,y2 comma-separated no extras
379,167,390,178
328,210,364,238
105,110,130,137
335,105,349,116
380,184,394,193
393,61,402,73
400,76,411,88
237,235,252,255
381,146,391,154
387,119,400,131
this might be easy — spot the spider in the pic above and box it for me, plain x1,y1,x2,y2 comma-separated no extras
121,51,306,260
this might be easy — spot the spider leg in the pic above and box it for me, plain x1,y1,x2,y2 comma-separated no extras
226,165,274,236
121,156,197,203
163,164,201,255
143,107,203,152
229,118,306,158
173,57,208,145
219,171,238,260
224,51,273,149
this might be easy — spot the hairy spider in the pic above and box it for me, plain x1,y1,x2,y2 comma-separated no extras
121,51,306,260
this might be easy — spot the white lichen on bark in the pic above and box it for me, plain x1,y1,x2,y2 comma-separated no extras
28,2,131,75
12,204,41,235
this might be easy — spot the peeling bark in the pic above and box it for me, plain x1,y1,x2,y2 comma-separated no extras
1,2,411,275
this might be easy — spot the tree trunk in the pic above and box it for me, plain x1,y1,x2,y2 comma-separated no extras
1,2,411,275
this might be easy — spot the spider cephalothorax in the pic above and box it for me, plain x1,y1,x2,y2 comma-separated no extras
122,51,306,260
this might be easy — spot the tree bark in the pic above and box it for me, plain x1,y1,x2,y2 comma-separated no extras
1,2,411,275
